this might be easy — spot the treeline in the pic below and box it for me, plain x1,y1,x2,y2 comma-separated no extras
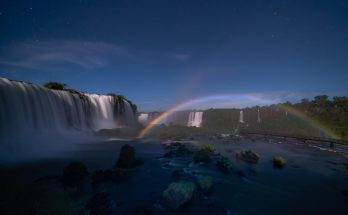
203,95,348,141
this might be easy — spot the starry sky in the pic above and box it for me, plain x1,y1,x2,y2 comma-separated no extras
0,0,347,111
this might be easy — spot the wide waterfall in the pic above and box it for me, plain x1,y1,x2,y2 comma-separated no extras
0,78,137,137
187,111,203,127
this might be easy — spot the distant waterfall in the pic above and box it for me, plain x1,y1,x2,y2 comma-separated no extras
239,110,244,123
138,113,149,125
187,111,203,127
0,78,137,136
257,108,261,123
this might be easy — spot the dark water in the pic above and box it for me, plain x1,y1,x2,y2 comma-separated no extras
1,136,348,215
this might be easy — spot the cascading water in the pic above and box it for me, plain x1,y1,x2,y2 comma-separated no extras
138,113,149,125
187,111,203,127
0,78,137,137
239,110,244,123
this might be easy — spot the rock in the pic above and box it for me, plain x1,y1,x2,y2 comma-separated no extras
216,157,233,173
161,180,196,209
236,150,260,164
273,156,286,168
61,161,88,186
196,175,213,192
85,192,114,215
115,144,144,168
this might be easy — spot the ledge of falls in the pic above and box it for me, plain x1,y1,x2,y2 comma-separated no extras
0,77,139,162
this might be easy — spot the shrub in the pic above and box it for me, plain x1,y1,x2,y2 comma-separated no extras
273,156,286,167
43,82,66,90
197,143,215,154
236,150,260,164
193,144,215,163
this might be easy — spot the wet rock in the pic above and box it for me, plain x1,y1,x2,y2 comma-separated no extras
236,150,260,164
85,192,114,215
161,180,196,209
216,157,233,173
273,156,286,168
115,144,144,168
61,161,88,186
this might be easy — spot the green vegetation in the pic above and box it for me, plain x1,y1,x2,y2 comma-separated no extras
146,124,214,139
61,161,88,186
193,144,215,163
162,180,196,209
43,82,67,90
273,156,286,167
197,143,215,153
216,156,233,173
203,96,348,142
236,150,260,164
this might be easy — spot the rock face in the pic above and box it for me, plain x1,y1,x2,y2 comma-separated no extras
162,181,196,209
61,161,88,186
236,150,260,164
115,144,144,168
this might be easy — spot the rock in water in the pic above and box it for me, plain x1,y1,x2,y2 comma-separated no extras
115,144,144,168
61,161,88,186
162,180,196,209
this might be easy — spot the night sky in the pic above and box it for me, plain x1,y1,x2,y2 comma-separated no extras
0,0,347,111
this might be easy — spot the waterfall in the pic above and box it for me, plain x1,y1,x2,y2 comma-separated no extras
257,108,261,123
187,111,203,127
138,113,149,125
0,78,137,137
239,110,244,123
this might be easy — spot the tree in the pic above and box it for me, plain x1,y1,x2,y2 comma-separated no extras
43,82,66,90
